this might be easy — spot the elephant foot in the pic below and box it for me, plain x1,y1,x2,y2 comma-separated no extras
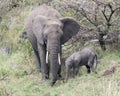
45,75,49,79
58,74,62,79
58,75,64,80
87,70,91,74
41,75,49,82
50,81,56,86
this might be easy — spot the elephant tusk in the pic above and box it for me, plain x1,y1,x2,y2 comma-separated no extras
58,53,61,65
46,51,49,64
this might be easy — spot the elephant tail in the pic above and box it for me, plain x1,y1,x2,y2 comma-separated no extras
94,54,98,70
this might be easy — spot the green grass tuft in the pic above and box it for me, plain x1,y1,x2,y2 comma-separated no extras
0,49,120,96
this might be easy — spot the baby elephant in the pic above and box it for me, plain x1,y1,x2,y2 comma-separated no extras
65,48,98,81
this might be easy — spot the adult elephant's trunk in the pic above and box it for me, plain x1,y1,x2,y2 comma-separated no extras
47,42,61,86
46,51,61,65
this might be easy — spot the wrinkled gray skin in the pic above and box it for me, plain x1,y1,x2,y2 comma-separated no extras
65,48,98,81
25,4,80,86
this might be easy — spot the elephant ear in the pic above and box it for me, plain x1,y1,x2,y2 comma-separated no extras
60,17,80,44
32,15,47,45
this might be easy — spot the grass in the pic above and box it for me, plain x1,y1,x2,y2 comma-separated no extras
0,49,120,96
0,1,120,95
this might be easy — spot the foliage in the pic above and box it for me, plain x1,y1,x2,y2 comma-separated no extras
0,0,120,96
0,50,120,96
54,0,120,50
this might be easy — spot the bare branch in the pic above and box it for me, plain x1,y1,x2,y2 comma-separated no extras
80,8,97,26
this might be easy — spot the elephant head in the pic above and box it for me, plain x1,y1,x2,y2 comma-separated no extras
33,15,80,45
31,15,80,85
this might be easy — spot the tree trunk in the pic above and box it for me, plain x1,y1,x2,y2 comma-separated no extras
99,33,106,51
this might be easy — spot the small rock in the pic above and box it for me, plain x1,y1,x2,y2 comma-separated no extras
0,46,10,55
102,67,116,76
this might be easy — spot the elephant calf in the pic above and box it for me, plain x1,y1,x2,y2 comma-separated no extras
65,48,98,81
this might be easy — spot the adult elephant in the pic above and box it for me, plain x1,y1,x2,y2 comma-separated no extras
25,4,80,86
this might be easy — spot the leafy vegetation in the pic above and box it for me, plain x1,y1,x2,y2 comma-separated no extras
0,0,120,96
0,49,120,96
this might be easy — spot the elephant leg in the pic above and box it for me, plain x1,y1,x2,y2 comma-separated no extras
65,65,70,82
86,65,91,73
88,57,97,73
37,43,49,80
73,67,79,78
91,65,97,74
29,37,41,72
91,55,98,74
33,49,41,72
88,59,97,74
75,68,79,76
